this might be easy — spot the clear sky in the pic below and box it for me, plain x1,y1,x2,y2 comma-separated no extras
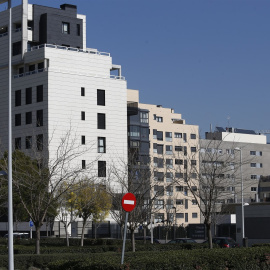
2,0,270,137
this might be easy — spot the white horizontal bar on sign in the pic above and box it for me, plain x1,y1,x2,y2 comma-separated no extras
124,200,134,205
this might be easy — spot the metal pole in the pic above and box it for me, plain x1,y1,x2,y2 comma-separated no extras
239,149,245,243
121,212,128,265
150,214,153,244
8,0,14,269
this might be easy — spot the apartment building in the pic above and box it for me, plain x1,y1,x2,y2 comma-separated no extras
127,90,201,226
203,127,270,204
0,1,128,190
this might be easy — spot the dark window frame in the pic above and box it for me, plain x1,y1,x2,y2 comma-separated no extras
97,113,106,129
97,89,105,106
98,161,106,177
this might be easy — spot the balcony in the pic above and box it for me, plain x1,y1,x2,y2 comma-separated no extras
13,68,47,79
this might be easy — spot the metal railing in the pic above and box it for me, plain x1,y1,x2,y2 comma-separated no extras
13,68,47,79
0,32,8,38
26,43,110,56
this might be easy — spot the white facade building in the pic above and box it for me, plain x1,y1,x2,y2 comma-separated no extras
0,1,128,191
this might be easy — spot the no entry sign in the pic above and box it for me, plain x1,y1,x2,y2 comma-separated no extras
122,193,136,212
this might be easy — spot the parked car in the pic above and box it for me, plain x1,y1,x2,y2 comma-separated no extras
4,233,29,239
135,236,160,243
168,238,197,244
212,237,239,248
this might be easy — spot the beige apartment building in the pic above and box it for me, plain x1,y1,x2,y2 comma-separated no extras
127,89,201,226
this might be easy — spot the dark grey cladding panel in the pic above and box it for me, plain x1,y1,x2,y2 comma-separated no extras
32,5,83,48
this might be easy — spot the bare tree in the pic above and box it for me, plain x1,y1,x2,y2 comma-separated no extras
0,128,96,254
183,138,247,248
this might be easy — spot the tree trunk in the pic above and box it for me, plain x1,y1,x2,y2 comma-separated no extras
94,223,97,239
131,230,135,252
206,223,213,249
64,223,69,247
35,226,41,255
165,230,168,243
80,219,87,247
143,227,146,244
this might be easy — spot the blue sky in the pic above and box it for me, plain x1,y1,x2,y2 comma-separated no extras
2,0,270,137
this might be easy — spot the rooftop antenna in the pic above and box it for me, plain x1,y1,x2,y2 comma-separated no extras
227,116,230,128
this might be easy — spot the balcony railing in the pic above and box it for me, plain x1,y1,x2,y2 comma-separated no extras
0,32,8,38
26,43,110,57
13,68,47,79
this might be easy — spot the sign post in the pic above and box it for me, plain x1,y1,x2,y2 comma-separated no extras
121,193,136,265
29,220,33,239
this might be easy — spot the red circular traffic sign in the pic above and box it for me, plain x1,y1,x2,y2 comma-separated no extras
122,193,136,212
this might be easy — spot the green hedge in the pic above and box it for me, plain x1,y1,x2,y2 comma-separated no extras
47,246,270,270
0,246,269,270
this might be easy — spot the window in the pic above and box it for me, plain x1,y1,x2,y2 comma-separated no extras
190,134,196,139
15,90,21,106
97,89,105,106
165,132,172,142
81,87,85,96
36,85,43,102
15,114,21,126
192,213,198,218
175,146,182,152
29,64,35,72
250,151,256,155
191,173,197,179
154,200,164,209
156,116,163,122
176,186,183,192
129,126,140,137
62,22,70,34
166,186,173,196
36,110,43,127
25,136,32,149
97,113,106,129
36,134,43,151
15,137,21,150
184,146,187,156
81,136,85,145
184,187,188,196
184,160,187,169
77,24,81,36
81,111,85,120
185,213,188,223
153,143,157,153
140,111,149,123
26,87,32,104
176,213,184,219
25,112,32,125
191,147,196,152
98,137,106,153
82,160,86,169
191,186,197,191
153,129,157,139
154,171,164,182
38,62,44,70
192,200,197,205
185,199,188,209
12,41,22,56
141,127,148,138
98,161,106,177
183,133,187,142
175,172,183,178
157,131,163,141
166,159,173,168
176,199,183,205
251,187,257,192
157,158,164,168
155,213,164,223
166,145,172,154
174,132,182,138
191,160,197,166
251,175,258,180
175,159,183,165
157,144,163,154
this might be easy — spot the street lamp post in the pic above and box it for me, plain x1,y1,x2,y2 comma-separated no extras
172,207,176,239
0,0,14,269
234,147,246,247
